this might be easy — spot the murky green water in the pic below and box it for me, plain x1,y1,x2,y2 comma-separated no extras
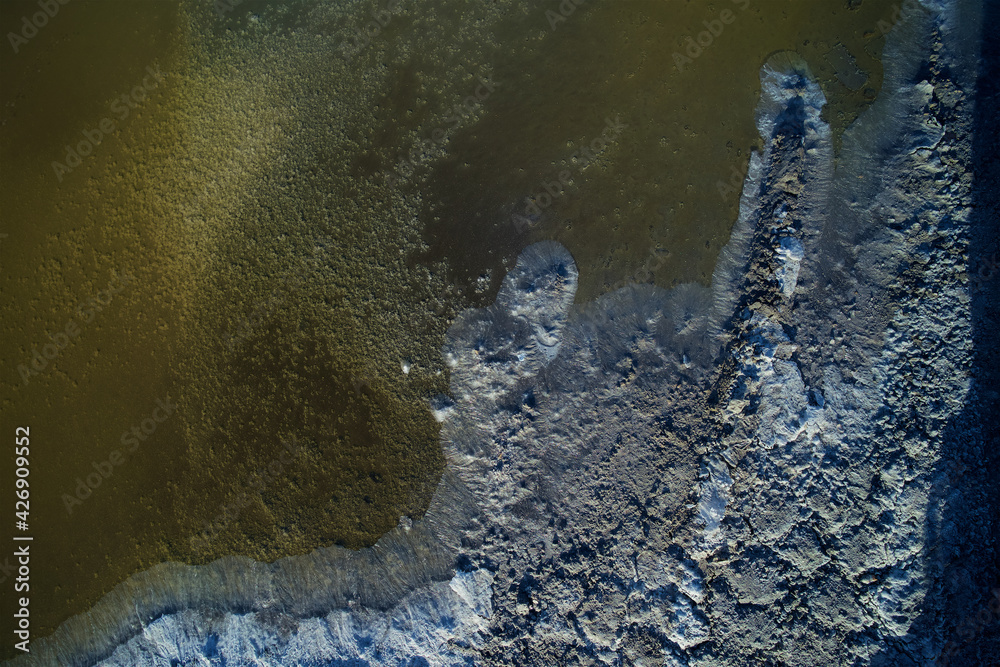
0,0,901,654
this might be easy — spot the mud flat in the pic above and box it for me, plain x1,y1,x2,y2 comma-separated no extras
1,0,907,649
5,0,996,664
10,0,993,663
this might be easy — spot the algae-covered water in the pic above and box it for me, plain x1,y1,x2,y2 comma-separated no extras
0,0,903,654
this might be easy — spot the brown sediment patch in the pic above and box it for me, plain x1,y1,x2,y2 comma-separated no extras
0,0,458,651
